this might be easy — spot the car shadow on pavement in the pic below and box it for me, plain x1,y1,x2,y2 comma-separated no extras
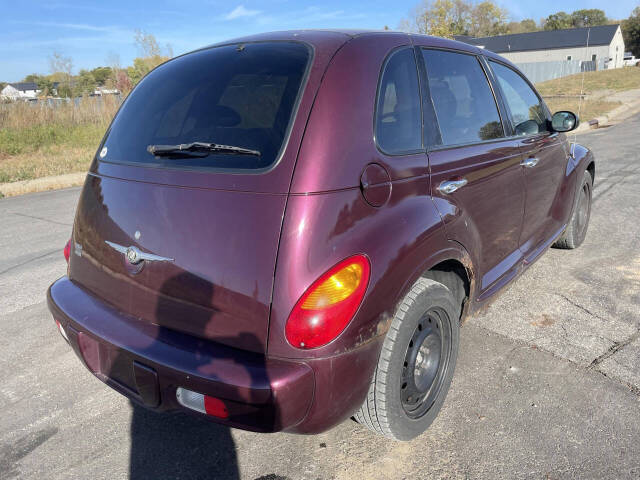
115,270,277,480
129,403,239,479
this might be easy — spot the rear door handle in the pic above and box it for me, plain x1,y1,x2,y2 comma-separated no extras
438,179,467,194
521,157,540,168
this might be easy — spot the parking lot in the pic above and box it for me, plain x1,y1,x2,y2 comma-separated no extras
1,114,639,479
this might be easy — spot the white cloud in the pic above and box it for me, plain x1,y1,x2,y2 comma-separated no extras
225,5,261,20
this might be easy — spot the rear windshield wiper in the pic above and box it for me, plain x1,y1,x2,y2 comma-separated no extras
147,142,261,157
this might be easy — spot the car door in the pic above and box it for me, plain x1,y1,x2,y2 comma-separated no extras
419,48,526,298
487,59,572,262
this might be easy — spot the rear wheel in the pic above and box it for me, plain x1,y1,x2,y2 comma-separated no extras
354,278,459,440
553,170,593,249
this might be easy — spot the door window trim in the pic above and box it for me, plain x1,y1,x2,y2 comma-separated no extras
484,57,556,140
417,47,510,153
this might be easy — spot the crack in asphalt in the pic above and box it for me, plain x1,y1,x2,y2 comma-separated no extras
475,322,640,398
9,211,72,227
557,293,608,322
588,330,640,369
0,249,60,276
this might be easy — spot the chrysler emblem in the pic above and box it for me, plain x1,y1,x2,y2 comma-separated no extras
126,247,141,264
105,241,174,265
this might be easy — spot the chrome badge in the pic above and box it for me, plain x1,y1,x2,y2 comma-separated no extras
105,241,174,265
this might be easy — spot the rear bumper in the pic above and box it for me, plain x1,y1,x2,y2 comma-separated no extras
47,277,315,432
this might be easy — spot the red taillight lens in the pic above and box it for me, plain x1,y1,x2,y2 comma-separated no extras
176,387,229,419
285,254,370,349
63,239,71,264
204,396,229,418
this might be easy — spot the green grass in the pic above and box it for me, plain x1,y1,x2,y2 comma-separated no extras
0,98,117,184
0,122,105,156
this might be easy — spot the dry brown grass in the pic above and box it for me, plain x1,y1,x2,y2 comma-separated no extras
544,98,622,123
0,144,95,183
536,67,640,97
0,96,118,183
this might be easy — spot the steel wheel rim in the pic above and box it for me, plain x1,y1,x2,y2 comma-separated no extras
400,308,452,419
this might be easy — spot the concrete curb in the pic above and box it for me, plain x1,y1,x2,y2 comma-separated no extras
576,97,640,133
0,172,86,198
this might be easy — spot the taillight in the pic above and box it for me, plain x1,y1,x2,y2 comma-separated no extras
63,239,71,264
285,254,370,349
176,387,229,418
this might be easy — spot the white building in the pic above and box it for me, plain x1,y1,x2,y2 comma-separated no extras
1,82,41,100
458,24,625,69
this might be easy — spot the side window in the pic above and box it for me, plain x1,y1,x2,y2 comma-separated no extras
421,49,504,147
375,48,422,154
489,61,550,136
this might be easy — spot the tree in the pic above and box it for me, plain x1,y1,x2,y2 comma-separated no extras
400,0,508,38
115,70,132,93
23,73,41,83
127,30,172,86
543,11,572,30
49,51,74,97
468,0,509,36
571,9,607,28
519,18,538,32
622,7,640,57
544,8,608,30
90,67,113,86
74,69,97,96
506,18,540,34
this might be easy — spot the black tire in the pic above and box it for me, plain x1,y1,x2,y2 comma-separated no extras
354,278,460,441
553,170,593,249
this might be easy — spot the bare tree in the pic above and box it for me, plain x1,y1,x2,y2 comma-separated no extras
128,30,173,86
134,29,163,58
49,51,74,97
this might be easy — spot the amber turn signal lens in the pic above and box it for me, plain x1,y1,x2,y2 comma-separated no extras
286,255,370,349
301,262,363,309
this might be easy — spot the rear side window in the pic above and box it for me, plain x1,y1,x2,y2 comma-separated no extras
422,49,504,147
101,42,310,171
489,61,549,136
375,48,422,154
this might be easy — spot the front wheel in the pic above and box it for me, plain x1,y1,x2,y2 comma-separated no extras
553,170,593,249
354,278,459,441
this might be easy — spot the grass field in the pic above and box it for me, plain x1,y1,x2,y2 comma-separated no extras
536,66,640,96
0,98,118,183
537,67,640,121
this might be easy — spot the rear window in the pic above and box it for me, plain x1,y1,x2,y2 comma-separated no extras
375,47,423,154
100,42,310,171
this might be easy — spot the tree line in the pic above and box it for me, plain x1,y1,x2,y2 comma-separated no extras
399,1,640,57
1,30,172,98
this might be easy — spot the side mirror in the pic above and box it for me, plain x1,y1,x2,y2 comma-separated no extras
551,111,579,132
514,119,540,136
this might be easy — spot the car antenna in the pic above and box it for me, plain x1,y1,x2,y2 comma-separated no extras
572,24,590,159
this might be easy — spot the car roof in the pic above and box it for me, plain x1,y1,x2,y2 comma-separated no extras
201,29,481,53
192,29,518,76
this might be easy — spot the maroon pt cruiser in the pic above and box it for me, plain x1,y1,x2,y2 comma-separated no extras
48,30,594,440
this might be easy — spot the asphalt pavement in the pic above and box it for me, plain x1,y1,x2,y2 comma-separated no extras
1,114,639,479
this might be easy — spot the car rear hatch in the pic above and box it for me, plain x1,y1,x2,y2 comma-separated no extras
68,36,348,353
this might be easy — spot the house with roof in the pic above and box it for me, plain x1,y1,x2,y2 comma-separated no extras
457,24,625,69
1,82,42,100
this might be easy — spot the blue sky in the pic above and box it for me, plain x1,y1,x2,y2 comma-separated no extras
1,0,637,81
